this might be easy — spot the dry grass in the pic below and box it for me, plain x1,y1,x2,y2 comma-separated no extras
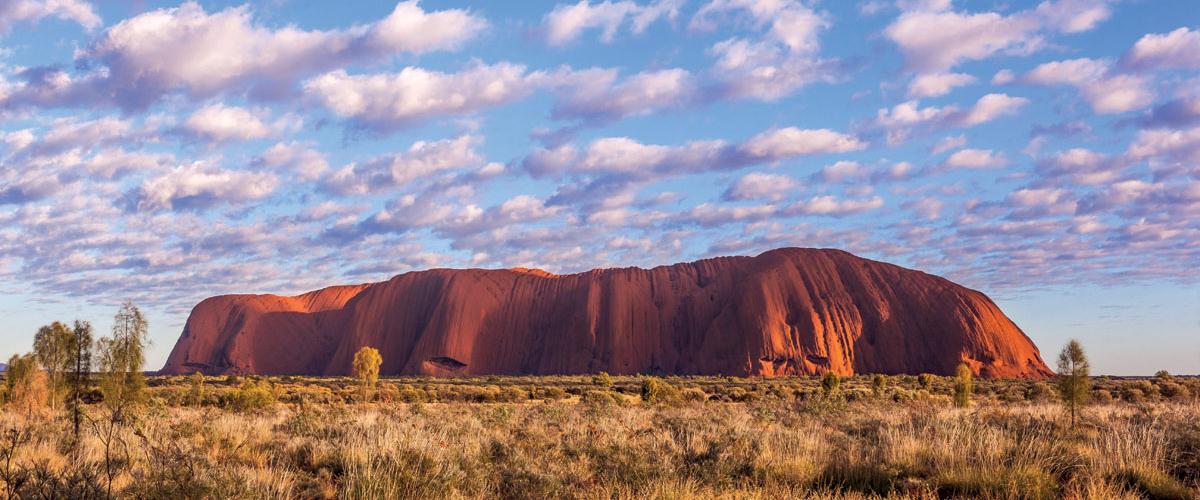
0,375,1197,499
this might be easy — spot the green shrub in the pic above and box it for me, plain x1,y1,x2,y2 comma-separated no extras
224,379,276,412
640,377,680,404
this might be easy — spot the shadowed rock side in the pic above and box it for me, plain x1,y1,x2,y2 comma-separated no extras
161,248,1052,378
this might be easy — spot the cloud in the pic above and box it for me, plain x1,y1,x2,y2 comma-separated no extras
941,148,1007,169
0,0,100,32
323,135,483,195
181,103,296,142
691,0,836,100
907,72,975,98
930,134,966,154
884,0,1111,72
785,195,884,216
723,172,800,201
1127,125,1200,163
1023,58,1154,114
4,1,487,111
303,63,533,132
738,127,867,160
1035,148,1126,185
1137,95,1200,128
874,93,1028,144
529,126,864,180
548,67,696,123
543,0,681,45
133,160,278,211
255,142,329,180
1122,27,1200,71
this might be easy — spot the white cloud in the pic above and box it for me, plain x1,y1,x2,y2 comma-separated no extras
884,0,1111,72
303,63,533,132
549,67,696,122
136,161,278,211
930,134,966,154
874,93,1028,144
1123,27,1200,71
31,1,486,110
786,195,884,216
724,172,799,201
819,161,865,182
0,0,100,32
1023,58,1154,114
1127,125,1200,163
738,127,866,160
323,135,483,195
907,72,975,98
959,93,1030,125
942,148,1007,169
181,103,290,142
257,142,329,180
692,0,835,100
543,0,681,45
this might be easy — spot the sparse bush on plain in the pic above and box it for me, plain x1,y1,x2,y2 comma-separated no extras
953,363,972,408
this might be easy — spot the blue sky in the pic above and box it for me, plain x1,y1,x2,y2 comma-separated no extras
0,0,1196,375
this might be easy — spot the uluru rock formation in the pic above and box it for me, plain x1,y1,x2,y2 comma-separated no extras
161,248,1052,378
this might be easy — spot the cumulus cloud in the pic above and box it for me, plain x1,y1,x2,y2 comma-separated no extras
181,103,297,142
0,0,100,32
907,72,975,98
548,67,696,123
723,172,799,201
691,0,836,100
940,148,1007,169
1122,27,1200,71
874,93,1028,144
1035,148,1126,185
255,142,329,180
528,126,864,180
323,135,482,195
543,0,681,45
1127,125,1200,163
1023,58,1154,114
884,0,1112,72
303,63,532,132
133,161,278,211
3,1,487,111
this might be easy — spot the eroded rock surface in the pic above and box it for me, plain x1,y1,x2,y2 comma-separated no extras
161,248,1052,378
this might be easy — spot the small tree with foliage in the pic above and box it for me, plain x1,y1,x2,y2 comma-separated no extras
32,321,73,407
640,377,680,404
5,354,48,418
918,373,934,389
954,363,973,408
1056,339,1090,427
821,372,840,397
67,321,94,440
593,371,614,388
188,371,205,406
872,374,887,398
352,346,383,402
97,301,149,422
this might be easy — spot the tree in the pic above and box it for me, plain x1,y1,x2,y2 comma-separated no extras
188,371,205,407
67,321,94,441
32,321,73,407
1056,339,1090,427
97,301,149,421
5,354,48,418
352,347,382,402
954,363,973,408
872,374,887,398
593,371,614,388
821,372,840,397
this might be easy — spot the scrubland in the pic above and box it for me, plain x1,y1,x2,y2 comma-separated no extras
2,373,1198,499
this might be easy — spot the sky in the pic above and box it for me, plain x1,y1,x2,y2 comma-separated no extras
0,0,1197,375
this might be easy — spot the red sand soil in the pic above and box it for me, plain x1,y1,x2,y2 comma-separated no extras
160,248,1052,378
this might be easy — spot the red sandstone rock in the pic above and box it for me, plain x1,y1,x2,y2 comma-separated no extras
161,248,1052,378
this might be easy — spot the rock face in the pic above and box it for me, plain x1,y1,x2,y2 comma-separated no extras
161,248,1052,378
